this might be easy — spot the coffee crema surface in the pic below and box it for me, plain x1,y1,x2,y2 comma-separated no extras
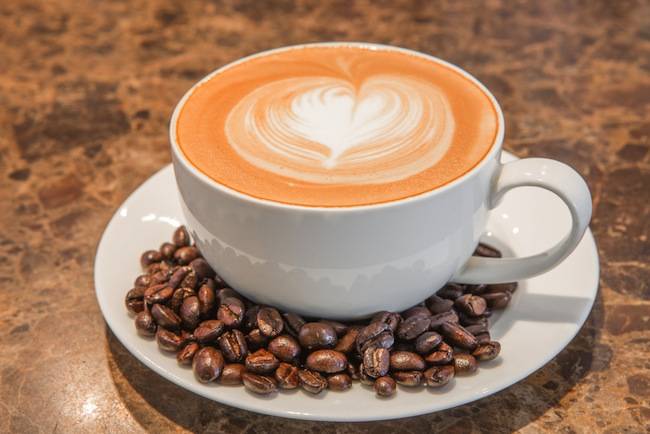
176,45,499,207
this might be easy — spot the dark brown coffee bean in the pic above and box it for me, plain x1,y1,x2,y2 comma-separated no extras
267,335,301,362
319,320,348,336
334,327,361,353
454,353,478,375
472,341,501,361
242,372,277,394
282,312,306,337
436,283,465,300
179,296,200,330
464,324,488,335
486,282,518,294
424,342,454,365
134,309,157,336
144,284,173,305
363,347,389,378
246,328,268,350
151,304,181,331
156,328,182,352
455,294,487,317
299,322,338,350
393,341,416,352
189,257,215,281
215,287,239,304
217,296,245,328
179,329,195,346
274,362,300,389
402,306,432,320
125,287,145,314
457,312,489,328
474,243,502,258
197,284,216,318
482,292,512,309
356,321,391,353
396,315,430,341
159,242,177,260
173,225,191,247
149,269,172,285
347,361,361,380
298,369,328,394
192,347,223,383
220,363,245,385
425,295,454,314
177,342,199,365
370,311,402,332
245,349,280,374
393,370,423,387
180,269,198,291
134,274,153,290
358,364,375,386
194,319,225,343
374,376,396,397
424,365,455,387
140,250,162,268
429,310,460,330
147,260,172,276
257,307,284,337
242,305,261,331
390,351,426,371
174,246,200,265
359,331,394,354
415,331,443,355
326,373,351,391
440,322,478,350
170,287,195,312
475,331,491,344
218,330,248,362
306,350,348,373
465,284,488,295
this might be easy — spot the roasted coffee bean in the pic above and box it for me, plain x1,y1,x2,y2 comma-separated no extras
457,312,489,328
464,324,488,335
168,266,194,290
299,322,337,350
371,311,401,332
298,369,328,394
242,372,278,394
242,305,261,331
402,306,432,320
425,295,454,314
179,296,200,330
189,257,215,281
197,284,216,318
389,351,426,371
393,341,416,352
454,353,478,375
215,287,239,304
440,322,478,350
474,243,502,258
334,327,361,353
327,373,352,391
218,330,248,362
151,304,181,331
454,294,487,317
347,361,361,380
359,331,394,353
393,370,423,387
135,309,157,336
374,376,396,397
144,284,173,304
475,331,491,344
257,307,284,337
194,319,225,344
320,320,348,336
147,260,171,275
424,365,455,387
274,362,300,389
173,225,191,247
192,347,224,383
424,342,454,365
306,350,348,373
358,364,375,386
267,335,301,362
245,349,280,374
472,341,501,361
482,292,512,309
246,328,268,350
180,330,195,346
363,347,390,378
436,283,465,300
125,288,145,314
465,284,488,295
149,269,172,285
220,363,246,385
217,296,245,328
156,328,182,352
396,315,430,341
134,274,153,290
356,321,391,353
174,246,200,265
170,287,195,312
177,342,200,365
415,331,443,355
429,310,460,330
140,250,162,268
159,242,177,260
282,312,306,337
486,282,517,294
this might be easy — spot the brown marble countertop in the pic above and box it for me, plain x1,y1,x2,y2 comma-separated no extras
1,0,648,432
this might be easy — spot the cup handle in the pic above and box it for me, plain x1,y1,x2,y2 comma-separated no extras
452,157,592,284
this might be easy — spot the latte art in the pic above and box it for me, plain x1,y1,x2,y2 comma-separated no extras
225,75,455,184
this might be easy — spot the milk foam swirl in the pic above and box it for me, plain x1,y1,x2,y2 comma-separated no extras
225,74,455,184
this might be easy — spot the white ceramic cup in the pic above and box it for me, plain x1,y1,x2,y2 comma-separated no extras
170,42,592,320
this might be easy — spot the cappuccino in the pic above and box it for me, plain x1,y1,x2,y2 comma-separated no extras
175,44,499,207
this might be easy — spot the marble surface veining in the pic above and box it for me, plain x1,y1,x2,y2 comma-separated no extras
0,0,649,432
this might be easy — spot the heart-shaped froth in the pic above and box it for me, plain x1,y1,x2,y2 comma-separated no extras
225,75,455,184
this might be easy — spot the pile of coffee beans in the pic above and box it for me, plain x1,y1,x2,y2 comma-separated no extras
125,226,516,397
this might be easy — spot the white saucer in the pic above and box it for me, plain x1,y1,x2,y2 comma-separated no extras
94,152,599,422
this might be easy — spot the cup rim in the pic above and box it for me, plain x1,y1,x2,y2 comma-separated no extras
169,41,505,213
